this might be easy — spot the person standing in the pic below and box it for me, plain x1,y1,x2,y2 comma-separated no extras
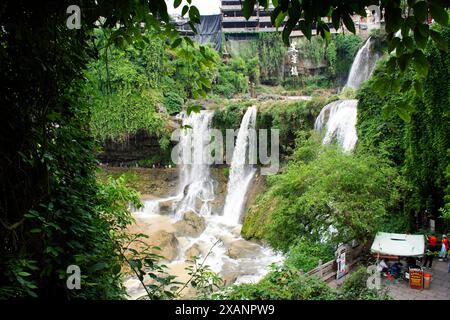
439,234,449,261
423,234,437,268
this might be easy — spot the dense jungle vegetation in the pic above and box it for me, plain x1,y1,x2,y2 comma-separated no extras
1,0,449,301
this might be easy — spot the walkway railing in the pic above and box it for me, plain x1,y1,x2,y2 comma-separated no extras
304,244,364,283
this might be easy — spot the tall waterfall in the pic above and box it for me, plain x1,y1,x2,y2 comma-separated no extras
314,100,358,152
222,106,257,225
174,110,215,218
315,37,380,151
346,37,379,89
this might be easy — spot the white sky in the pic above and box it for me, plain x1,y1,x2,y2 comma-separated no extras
167,0,222,15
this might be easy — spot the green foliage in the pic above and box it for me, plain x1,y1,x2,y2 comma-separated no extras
211,103,246,133
334,33,363,81
246,0,449,96
357,26,450,222
212,264,388,300
163,91,184,115
243,133,406,251
325,41,337,77
183,243,224,299
123,234,184,300
211,266,338,300
0,0,214,300
296,37,327,67
257,100,320,156
285,240,334,272
85,31,220,143
257,33,287,85
214,57,250,98
339,266,390,300
171,42,220,99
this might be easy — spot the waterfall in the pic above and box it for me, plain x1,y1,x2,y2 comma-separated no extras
314,100,358,152
222,106,257,225
315,37,380,151
346,37,380,89
174,110,215,218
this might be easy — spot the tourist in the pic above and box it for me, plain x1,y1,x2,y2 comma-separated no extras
377,259,389,273
439,234,449,261
423,234,437,268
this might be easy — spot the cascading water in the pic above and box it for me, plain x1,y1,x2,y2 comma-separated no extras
126,107,282,299
314,100,358,152
315,37,380,151
173,111,215,218
222,106,257,225
346,37,380,89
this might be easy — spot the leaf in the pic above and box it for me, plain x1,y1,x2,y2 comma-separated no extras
331,9,341,30
298,20,312,40
174,0,182,9
397,53,411,71
189,6,201,24
388,37,401,52
187,105,201,115
271,6,282,25
385,7,403,33
396,102,412,123
342,13,356,34
429,2,449,25
373,75,390,97
282,18,297,45
275,11,287,28
413,26,428,48
403,36,415,51
243,0,257,19
413,1,428,23
171,37,182,49
413,79,424,96
386,56,397,73
382,103,395,119
181,5,189,16
429,29,448,52
412,50,429,76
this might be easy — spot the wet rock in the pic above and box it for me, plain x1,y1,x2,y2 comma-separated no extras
185,244,201,261
174,211,206,237
243,173,267,220
220,262,239,286
159,199,173,215
146,230,179,261
227,239,258,259
221,272,239,286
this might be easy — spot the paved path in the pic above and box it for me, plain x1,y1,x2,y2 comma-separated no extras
386,260,450,300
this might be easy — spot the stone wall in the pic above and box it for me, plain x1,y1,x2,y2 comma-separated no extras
97,129,173,167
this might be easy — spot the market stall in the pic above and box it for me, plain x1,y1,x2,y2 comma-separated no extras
370,232,429,289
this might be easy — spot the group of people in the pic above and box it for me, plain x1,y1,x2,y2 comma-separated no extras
422,234,449,272
376,234,450,281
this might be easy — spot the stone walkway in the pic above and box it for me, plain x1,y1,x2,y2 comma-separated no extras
385,260,450,300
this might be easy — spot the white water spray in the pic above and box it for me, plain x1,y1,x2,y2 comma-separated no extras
314,100,358,152
346,37,380,89
222,106,258,225
315,37,380,151
173,111,215,218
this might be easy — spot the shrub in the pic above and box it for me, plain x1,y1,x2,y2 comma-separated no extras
285,240,335,272
163,91,184,115
339,266,390,300
211,266,338,300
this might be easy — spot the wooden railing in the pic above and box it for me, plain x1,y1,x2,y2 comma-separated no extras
305,244,364,283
